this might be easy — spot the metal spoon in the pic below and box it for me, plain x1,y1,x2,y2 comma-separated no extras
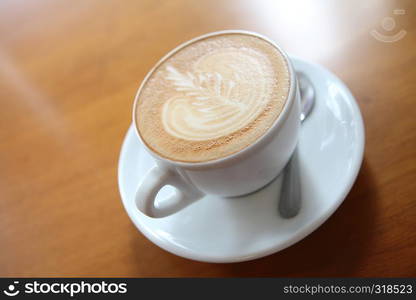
278,72,315,218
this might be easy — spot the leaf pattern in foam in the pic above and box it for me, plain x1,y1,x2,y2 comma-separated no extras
165,65,246,110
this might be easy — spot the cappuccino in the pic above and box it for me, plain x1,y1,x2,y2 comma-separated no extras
135,32,290,162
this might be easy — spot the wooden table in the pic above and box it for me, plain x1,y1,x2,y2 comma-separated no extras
1,0,415,277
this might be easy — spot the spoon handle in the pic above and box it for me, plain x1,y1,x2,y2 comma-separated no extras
278,147,301,218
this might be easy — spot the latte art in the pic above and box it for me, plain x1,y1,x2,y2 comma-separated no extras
162,49,273,141
135,33,290,162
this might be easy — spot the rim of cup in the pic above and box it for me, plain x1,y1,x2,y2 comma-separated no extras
132,30,297,169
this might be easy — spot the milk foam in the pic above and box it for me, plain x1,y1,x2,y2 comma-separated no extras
162,48,272,141
135,33,290,162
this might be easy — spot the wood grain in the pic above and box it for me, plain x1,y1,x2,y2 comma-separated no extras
0,0,415,277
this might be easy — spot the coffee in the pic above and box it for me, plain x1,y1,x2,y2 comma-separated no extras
135,32,290,162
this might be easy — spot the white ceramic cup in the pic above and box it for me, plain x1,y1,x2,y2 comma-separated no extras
132,30,300,218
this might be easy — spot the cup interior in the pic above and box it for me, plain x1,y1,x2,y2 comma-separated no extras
132,30,297,168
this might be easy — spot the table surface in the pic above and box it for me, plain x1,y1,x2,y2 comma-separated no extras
1,0,415,277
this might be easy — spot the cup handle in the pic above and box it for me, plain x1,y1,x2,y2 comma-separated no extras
135,166,203,218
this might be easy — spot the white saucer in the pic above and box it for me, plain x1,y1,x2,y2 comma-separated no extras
118,56,365,263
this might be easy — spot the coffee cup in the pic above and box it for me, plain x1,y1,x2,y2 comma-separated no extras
132,30,300,218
